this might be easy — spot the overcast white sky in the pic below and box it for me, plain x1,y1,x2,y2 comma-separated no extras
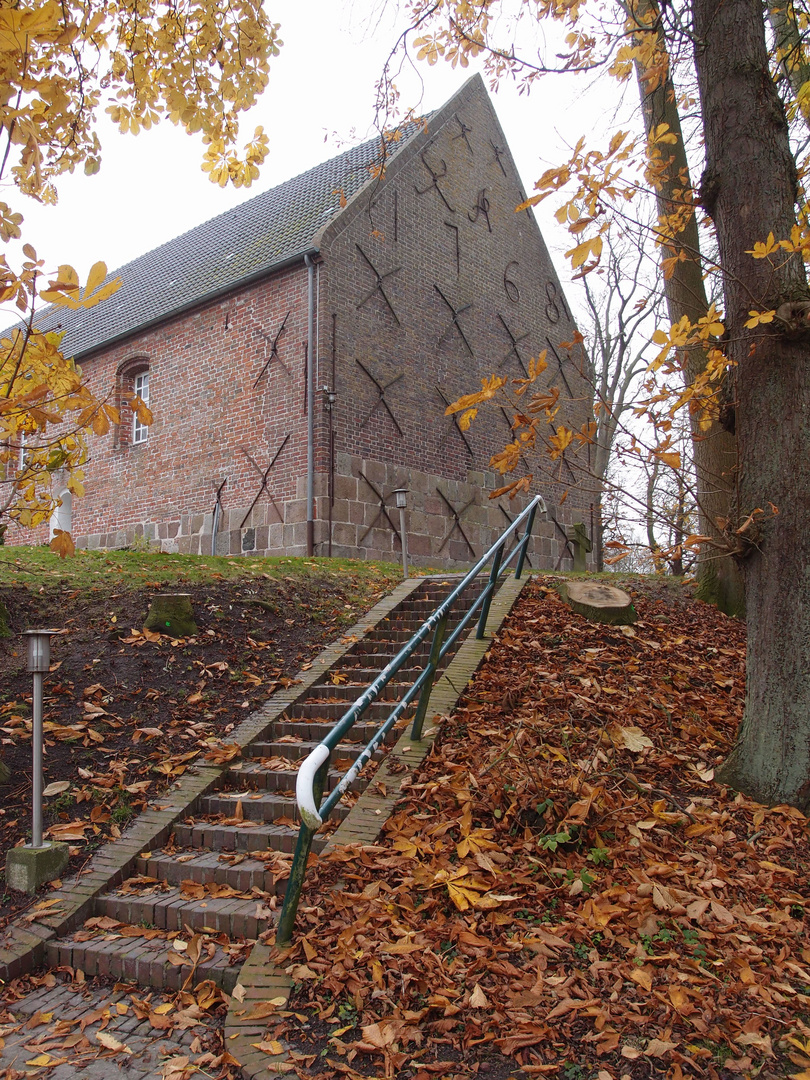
3,0,634,326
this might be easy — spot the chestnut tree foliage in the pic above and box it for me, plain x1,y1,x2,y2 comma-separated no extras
0,0,281,549
397,0,810,809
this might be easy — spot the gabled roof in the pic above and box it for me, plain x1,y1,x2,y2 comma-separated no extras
35,131,411,358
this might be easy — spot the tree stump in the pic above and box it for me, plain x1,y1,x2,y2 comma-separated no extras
144,593,198,637
557,581,637,625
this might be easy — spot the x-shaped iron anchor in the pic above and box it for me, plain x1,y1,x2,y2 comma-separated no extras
356,359,405,437
435,285,474,357
436,386,474,460
437,487,476,559
497,313,529,375
355,245,402,325
546,336,575,398
499,504,533,568
358,471,403,546
239,433,291,529
453,114,473,154
253,310,291,388
415,151,455,212
489,139,508,177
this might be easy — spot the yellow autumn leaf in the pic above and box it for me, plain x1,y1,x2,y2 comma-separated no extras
96,1030,130,1052
457,828,499,859
746,232,778,258
253,1039,285,1055
629,966,654,992
85,260,109,296
549,425,573,459
131,395,153,425
744,309,776,329
528,350,548,379
444,375,507,415
474,891,520,910
447,880,484,911
656,450,681,469
566,236,599,269
41,267,121,310
49,529,75,559
459,407,477,430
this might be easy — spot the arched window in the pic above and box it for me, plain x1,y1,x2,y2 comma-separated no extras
132,369,150,444
116,357,151,448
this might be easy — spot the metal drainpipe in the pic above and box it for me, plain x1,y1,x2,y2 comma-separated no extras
305,254,315,556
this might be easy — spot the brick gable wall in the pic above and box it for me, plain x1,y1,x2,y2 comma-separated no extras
10,79,596,571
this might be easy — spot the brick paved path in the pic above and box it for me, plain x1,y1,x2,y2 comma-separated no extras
0,977,213,1078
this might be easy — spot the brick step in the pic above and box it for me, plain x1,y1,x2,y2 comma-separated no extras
349,640,434,659
325,653,457,680
95,884,274,938
136,850,289,895
294,681,416,702
172,820,328,854
285,700,413,722
46,930,242,993
361,628,445,643
321,663,427,682
224,762,367,793
255,717,403,743
197,792,350,824
248,739,385,762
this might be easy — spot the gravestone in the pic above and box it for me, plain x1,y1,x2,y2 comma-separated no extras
567,522,593,572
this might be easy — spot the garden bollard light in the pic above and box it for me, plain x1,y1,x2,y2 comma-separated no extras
393,488,409,579
5,629,69,892
24,629,60,849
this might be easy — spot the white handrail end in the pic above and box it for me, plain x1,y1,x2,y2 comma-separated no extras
296,743,330,829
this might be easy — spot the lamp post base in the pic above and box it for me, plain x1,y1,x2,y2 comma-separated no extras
5,842,69,894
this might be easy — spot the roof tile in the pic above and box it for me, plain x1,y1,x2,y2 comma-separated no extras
35,132,407,357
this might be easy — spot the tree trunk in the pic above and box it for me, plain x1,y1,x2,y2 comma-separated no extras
766,0,810,126
692,0,810,809
631,0,745,616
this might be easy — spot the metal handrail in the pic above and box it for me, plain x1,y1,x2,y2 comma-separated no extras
275,494,545,943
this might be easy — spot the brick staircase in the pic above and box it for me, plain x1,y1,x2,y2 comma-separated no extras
45,578,484,992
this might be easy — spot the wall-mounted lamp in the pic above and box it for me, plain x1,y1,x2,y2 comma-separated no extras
321,386,337,409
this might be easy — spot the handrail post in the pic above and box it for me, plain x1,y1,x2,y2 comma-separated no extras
514,501,539,579
411,612,448,741
476,541,503,639
276,752,330,945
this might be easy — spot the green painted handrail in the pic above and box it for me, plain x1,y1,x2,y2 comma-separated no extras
275,494,545,944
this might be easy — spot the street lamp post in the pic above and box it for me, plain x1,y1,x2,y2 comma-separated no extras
393,488,409,579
